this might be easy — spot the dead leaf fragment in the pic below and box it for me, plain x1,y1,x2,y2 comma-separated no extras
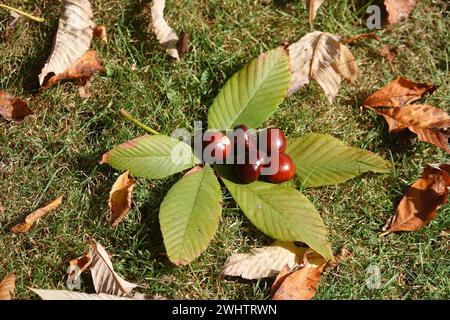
271,252,326,300
11,196,63,233
306,0,324,27
0,273,15,300
288,31,357,102
93,25,108,43
220,241,307,280
42,50,105,89
380,45,398,63
0,92,32,121
89,242,138,296
177,31,189,55
39,0,94,85
67,253,92,289
151,0,179,60
364,77,436,108
385,0,420,25
381,164,450,235
109,171,136,227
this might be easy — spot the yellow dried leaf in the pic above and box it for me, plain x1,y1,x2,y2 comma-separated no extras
11,196,63,233
108,171,136,227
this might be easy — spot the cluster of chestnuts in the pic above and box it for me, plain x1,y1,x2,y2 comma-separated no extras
202,125,296,184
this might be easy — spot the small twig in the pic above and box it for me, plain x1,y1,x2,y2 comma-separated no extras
342,32,380,45
120,109,160,135
0,4,44,23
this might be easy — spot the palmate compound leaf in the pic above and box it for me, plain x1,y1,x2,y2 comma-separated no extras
221,178,333,260
285,134,390,188
160,166,222,265
101,135,199,179
207,47,291,130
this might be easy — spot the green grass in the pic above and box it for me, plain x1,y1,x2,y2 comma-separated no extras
1,0,449,300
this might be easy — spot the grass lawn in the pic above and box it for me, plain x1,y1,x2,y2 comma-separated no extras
0,0,449,299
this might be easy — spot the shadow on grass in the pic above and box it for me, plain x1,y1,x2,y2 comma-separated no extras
19,2,60,94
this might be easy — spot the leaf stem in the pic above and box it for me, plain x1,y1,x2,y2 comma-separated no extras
0,4,44,22
120,109,160,135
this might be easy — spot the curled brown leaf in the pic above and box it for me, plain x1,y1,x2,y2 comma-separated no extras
381,164,450,236
364,77,436,108
42,50,105,89
271,249,327,300
108,171,136,227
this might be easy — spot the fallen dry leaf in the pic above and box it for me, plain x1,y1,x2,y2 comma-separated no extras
39,0,94,85
380,45,398,63
364,78,449,153
30,288,165,300
0,92,32,121
288,31,357,102
42,50,105,89
11,196,63,233
151,0,179,60
30,288,135,300
271,250,326,300
385,0,420,25
93,25,108,43
364,77,436,108
67,253,92,289
381,164,450,236
0,273,15,300
108,171,136,227
374,105,450,153
220,241,307,280
89,242,138,296
336,43,357,84
306,0,324,27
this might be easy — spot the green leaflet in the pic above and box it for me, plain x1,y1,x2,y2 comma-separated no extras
222,178,333,260
208,47,291,130
102,135,198,179
286,134,390,188
160,166,222,265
